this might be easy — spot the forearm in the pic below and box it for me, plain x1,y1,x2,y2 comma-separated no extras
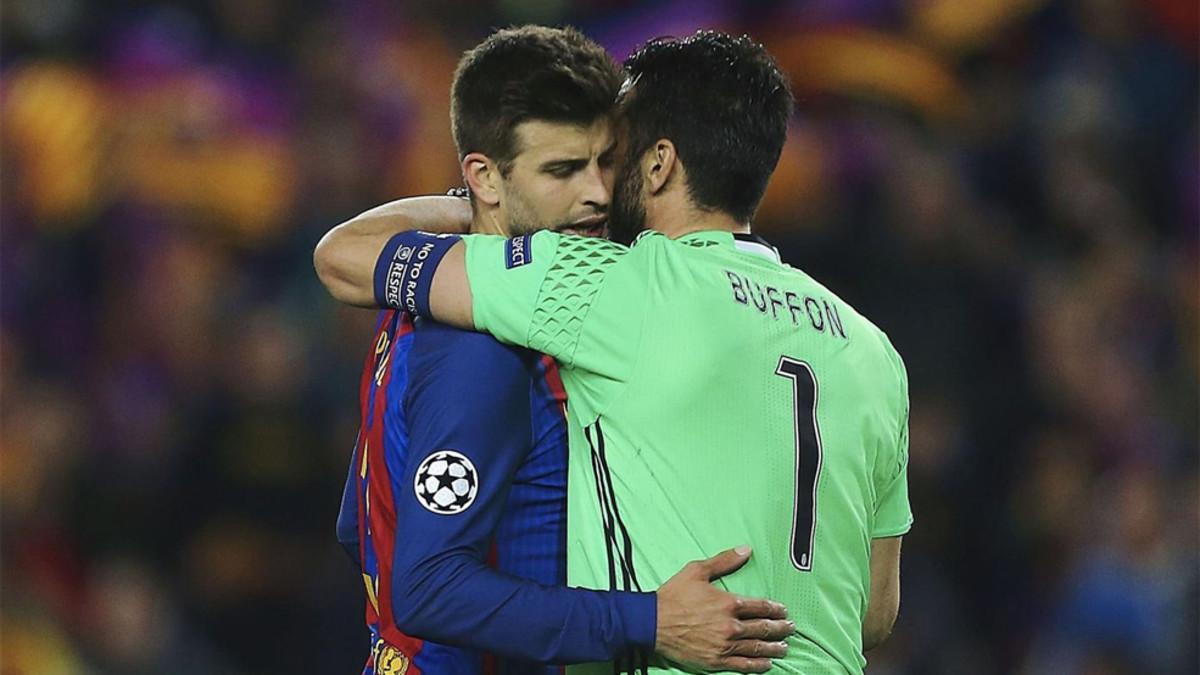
863,536,902,651
314,196,472,307
391,553,655,663
862,619,894,652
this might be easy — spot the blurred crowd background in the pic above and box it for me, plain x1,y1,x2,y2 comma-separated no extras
1,0,1196,673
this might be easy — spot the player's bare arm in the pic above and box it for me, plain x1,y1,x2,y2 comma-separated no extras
863,536,903,651
314,195,471,307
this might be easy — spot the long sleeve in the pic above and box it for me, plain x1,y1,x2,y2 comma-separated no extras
384,323,655,662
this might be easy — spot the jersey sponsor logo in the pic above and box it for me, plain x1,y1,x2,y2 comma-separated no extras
724,270,848,339
504,234,534,269
371,639,411,674
413,450,479,514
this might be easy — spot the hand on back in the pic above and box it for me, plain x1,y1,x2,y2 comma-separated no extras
656,546,793,672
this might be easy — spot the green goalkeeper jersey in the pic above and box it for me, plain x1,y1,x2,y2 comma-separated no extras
464,229,912,674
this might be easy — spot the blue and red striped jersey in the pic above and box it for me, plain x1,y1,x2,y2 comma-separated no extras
336,310,654,675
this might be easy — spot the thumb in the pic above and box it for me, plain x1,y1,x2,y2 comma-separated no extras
698,545,752,581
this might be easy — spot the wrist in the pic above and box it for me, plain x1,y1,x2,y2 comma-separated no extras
613,590,657,649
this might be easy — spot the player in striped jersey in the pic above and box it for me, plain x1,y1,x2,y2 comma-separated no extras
318,26,793,675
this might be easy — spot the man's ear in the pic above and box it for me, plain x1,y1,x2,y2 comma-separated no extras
462,153,501,206
645,139,677,196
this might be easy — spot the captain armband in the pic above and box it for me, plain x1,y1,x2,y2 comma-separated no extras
373,231,461,316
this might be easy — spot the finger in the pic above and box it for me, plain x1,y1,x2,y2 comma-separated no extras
733,618,796,641
733,595,789,619
716,656,772,673
727,639,789,659
699,545,753,580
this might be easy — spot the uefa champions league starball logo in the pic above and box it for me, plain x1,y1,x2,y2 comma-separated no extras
414,450,479,514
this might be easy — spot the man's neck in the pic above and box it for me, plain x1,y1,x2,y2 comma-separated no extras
468,208,510,236
652,203,749,239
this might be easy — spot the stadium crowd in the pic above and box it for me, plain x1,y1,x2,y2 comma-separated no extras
1,0,1195,673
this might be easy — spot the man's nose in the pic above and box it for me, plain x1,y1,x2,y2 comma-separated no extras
580,162,610,209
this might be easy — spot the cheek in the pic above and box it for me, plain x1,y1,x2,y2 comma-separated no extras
534,177,579,209
600,165,616,192
509,177,570,224
527,175,565,200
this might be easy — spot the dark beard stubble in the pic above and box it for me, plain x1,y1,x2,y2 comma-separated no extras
608,159,646,246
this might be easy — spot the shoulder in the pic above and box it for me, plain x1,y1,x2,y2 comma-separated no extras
407,318,536,388
782,265,907,382
861,318,908,392
531,231,630,266
463,231,629,275
856,320,909,415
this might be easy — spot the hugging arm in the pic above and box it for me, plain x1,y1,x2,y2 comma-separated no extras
314,196,472,307
386,330,792,668
386,331,653,662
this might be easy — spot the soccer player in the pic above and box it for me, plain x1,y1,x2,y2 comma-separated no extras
317,27,793,675
329,31,912,674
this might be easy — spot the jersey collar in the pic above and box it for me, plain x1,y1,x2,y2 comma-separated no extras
634,229,782,263
633,229,781,263
732,232,782,263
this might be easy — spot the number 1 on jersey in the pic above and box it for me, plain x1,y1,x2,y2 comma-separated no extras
776,357,824,571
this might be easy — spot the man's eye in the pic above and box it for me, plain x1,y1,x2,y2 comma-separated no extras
544,161,585,178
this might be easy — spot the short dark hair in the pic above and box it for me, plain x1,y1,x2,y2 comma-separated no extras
621,31,793,222
451,26,621,173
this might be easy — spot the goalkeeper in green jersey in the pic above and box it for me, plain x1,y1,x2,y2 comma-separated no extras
320,31,911,674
